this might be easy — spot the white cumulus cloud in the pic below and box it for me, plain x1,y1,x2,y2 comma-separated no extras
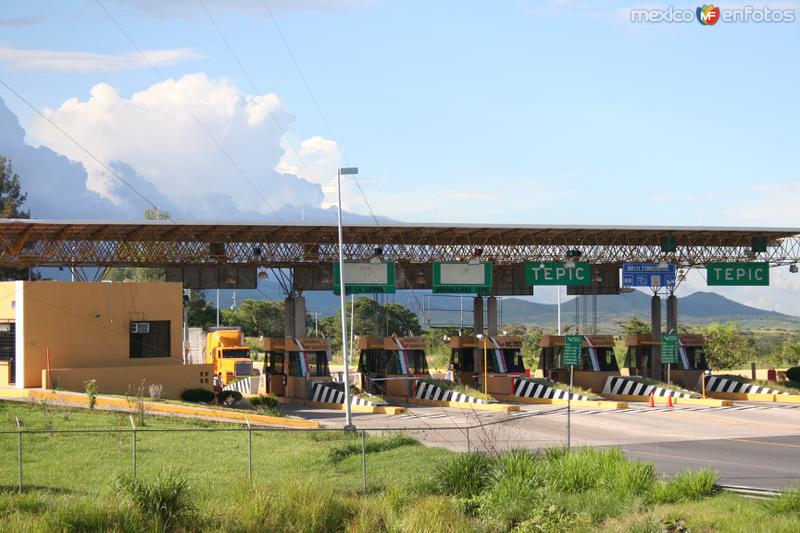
0,45,203,72
28,73,327,217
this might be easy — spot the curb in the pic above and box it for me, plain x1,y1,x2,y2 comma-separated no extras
602,393,733,407
18,389,320,428
305,401,407,414
706,391,800,404
494,394,628,409
406,397,520,412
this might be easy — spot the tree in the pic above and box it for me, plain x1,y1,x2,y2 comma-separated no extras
0,156,33,281
703,321,754,370
186,290,217,329
617,316,651,338
222,299,284,337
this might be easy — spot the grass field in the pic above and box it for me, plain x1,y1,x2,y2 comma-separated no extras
2,400,800,532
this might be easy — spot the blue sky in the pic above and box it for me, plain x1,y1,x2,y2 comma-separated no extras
0,1,799,310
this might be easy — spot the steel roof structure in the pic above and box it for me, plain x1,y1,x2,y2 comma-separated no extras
1,219,799,269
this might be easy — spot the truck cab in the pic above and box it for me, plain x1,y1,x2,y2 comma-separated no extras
205,328,253,385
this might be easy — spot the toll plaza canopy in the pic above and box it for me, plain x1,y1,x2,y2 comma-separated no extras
1,219,800,268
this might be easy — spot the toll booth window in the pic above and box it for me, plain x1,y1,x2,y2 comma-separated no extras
410,350,429,375
452,349,474,372
266,352,284,374
686,347,708,370
287,352,305,377
504,350,525,372
359,349,386,374
307,352,330,377
130,321,170,358
594,348,619,371
538,347,562,369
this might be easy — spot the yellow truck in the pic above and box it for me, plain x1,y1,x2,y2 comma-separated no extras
205,328,253,385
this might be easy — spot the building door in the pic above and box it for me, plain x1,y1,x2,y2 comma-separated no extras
0,321,16,384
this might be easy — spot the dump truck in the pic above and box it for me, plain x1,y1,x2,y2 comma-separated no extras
205,328,253,385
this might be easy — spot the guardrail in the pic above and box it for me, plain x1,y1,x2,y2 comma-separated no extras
716,484,781,499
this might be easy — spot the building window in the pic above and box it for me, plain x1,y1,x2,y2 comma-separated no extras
130,321,171,358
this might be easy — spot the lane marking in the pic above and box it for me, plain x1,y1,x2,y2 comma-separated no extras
731,438,800,450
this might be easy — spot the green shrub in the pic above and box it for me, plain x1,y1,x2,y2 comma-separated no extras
180,388,215,403
766,487,800,515
84,379,98,409
116,469,195,529
431,452,494,498
327,433,418,463
648,468,718,504
546,448,654,495
786,367,800,382
512,504,589,533
249,394,279,409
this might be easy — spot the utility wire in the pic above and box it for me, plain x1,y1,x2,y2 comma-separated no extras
261,0,381,227
95,0,285,223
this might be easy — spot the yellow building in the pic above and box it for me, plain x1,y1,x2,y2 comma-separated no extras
0,281,212,399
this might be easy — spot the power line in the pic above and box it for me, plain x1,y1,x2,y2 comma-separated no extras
261,0,382,227
95,0,285,223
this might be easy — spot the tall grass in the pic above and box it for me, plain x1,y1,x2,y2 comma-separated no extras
116,469,196,530
766,487,800,516
327,433,419,463
647,468,718,504
431,451,494,498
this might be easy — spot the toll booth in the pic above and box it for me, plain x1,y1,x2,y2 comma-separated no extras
538,335,620,393
625,334,707,390
357,336,430,398
449,336,526,396
262,337,332,401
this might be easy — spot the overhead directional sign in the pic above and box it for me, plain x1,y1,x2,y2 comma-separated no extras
622,263,676,288
706,262,769,286
661,332,680,365
564,335,583,366
525,261,592,286
432,262,493,295
333,262,396,295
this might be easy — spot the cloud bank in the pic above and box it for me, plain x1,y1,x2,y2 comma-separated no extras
0,45,203,72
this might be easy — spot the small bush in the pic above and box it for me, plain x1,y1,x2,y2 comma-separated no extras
786,367,800,382
148,383,163,401
217,390,243,406
328,433,418,463
648,468,718,504
180,388,215,403
431,452,494,498
84,379,98,409
116,469,196,529
512,504,589,533
249,394,279,409
766,487,800,515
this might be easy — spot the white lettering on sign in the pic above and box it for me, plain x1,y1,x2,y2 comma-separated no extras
531,265,586,281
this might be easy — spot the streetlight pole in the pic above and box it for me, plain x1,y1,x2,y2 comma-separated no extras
337,167,358,430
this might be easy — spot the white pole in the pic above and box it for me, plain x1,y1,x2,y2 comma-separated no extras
216,289,220,327
350,293,355,372
567,364,573,450
557,287,562,335
336,169,354,428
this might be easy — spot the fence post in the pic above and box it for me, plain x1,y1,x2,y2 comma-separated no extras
246,418,252,484
15,416,22,492
129,415,137,478
466,426,471,453
361,430,367,493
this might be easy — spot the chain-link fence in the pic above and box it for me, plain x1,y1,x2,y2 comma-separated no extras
0,409,568,495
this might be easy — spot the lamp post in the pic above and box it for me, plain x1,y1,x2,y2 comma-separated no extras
477,333,488,401
337,166,358,430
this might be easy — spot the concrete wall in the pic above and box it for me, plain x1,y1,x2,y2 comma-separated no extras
44,364,213,399
0,281,185,388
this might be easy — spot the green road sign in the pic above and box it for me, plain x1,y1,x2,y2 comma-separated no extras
525,262,592,286
432,262,493,295
333,262,396,295
706,262,769,286
564,335,583,366
661,332,679,365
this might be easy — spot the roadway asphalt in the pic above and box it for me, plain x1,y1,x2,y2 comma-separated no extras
284,400,800,489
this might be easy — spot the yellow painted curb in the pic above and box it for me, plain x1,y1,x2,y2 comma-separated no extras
706,391,800,404
305,401,407,415
0,388,30,398
406,397,520,412
26,389,319,428
602,393,733,407
494,394,628,409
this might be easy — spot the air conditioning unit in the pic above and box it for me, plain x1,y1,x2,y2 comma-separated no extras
131,322,150,334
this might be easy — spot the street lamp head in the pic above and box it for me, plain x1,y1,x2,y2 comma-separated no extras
476,333,484,340
339,167,359,175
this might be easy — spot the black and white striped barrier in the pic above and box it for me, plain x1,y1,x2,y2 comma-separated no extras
415,381,488,404
602,376,695,399
705,376,789,396
223,376,260,395
309,382,376,406
513,378,596,401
